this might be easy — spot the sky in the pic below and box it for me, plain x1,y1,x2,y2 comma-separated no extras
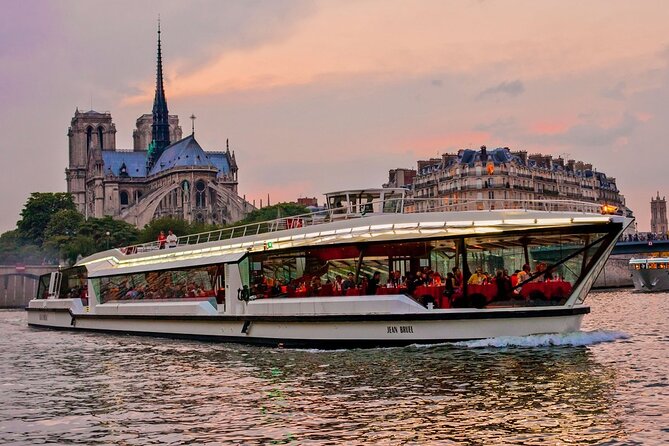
1,0,668,232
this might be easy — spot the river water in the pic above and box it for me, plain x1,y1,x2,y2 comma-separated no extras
0,290,667,445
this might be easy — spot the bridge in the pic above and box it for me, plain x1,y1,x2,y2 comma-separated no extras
0,265,57,308
612,240,669,255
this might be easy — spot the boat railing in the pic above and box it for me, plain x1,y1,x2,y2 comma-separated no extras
118,198,606,254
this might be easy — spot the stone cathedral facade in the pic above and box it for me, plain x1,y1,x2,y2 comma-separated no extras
65,27,252,228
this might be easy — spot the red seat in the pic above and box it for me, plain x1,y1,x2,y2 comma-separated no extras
319,284,334,296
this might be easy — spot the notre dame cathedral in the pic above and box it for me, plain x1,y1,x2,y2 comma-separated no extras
65,26,252,228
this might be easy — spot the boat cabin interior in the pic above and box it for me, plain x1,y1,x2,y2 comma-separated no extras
245,224,615,309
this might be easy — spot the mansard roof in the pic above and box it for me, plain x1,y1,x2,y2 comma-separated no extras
102,151,147,178
208,152,232,176
148,134,216,176
457,147,516,167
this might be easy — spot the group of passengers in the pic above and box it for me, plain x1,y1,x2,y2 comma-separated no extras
622,231,668,242
250,260,562,306
157,229,179,249
103,280,213,301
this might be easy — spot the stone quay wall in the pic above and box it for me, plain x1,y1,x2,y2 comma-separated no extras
593,255,633,289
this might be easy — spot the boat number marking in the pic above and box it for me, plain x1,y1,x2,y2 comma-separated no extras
39,314,48,321
387,325,413,334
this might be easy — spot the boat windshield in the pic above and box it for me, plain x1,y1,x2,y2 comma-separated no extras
36,266,88,301
246,224,618,308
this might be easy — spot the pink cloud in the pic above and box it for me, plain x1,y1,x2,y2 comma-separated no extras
530,120,573,135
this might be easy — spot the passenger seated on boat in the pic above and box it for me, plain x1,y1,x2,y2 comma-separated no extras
405,272,417,294
444,272,456,300
468,268,485,285
359,276,368,293
341,273,357,294
511,270,520,288
388,270,403,287
268,281,283,297
534,262,547,282
366,271,381,295
494,270,512,302
309,276,322,296
452,266,463,287
516,264,531,287
414,271,428,287
333,275,343,294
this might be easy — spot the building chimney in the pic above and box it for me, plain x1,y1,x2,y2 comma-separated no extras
480,145,487,163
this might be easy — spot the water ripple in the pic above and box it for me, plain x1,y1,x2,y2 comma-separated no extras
0,291,667,445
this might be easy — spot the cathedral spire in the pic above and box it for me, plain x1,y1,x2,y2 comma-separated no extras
148,18,171,169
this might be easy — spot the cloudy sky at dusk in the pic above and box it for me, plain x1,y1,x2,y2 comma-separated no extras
1,0,668,232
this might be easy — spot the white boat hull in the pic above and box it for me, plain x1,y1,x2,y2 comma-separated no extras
631,269,669,292
26,301,587,348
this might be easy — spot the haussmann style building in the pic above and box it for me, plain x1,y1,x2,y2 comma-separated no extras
65,26,252,228
387,146,628,214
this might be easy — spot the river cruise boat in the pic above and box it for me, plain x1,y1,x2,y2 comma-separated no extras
27,190,631,348
630,257,669,292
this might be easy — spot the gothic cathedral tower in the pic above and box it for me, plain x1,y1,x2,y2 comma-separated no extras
650,192,668,235
65,110,116,214
147,22,171,170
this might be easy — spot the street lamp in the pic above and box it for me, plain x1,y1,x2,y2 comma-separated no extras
105,231,111,249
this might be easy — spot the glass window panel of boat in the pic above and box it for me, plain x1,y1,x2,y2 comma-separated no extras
59,267,87,299
361,194,375,214
250,249,350,295
463,230,609,306
37,273,50,299
251,240,463,296
429,240,459,277
94,274,128,303
358,256,389,284
382,192,402,213
95,266,216,303
239,257,250,289
328,195,346,214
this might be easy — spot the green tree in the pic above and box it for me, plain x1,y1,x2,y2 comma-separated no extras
44,209,85,240
17,193,76,245
0,230,53,264
238,203,309,225
78,216,140,250
61,235,97,264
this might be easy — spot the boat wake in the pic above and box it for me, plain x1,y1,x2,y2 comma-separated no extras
454,330,630,349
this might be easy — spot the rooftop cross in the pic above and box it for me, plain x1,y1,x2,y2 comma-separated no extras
190,113,196,135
